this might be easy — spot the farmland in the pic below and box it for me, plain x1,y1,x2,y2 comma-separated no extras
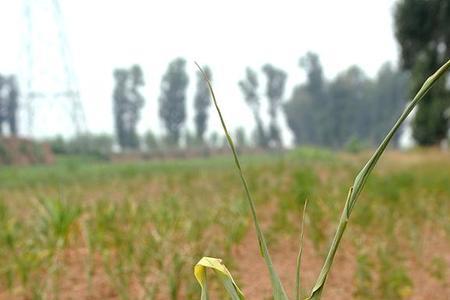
0,148,449,299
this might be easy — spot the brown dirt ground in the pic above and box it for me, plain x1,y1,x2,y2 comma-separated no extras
1,150,449,299
0,137,54,166
233,226,450,300
2,229,448,300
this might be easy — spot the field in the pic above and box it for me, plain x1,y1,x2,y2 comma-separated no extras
0,148,449,299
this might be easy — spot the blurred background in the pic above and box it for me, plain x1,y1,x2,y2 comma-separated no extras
0,0,447,158
0,0,449,299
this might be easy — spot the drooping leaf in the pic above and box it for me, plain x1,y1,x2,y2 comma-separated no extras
194,257,245,300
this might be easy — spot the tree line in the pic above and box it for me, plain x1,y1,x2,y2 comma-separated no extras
13,0,450,155
108,55,411,153
285,54,409,148
108,0,450,153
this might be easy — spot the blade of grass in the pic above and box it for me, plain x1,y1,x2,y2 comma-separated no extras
196,62,289,300
295,200,308,300
307,59,450,300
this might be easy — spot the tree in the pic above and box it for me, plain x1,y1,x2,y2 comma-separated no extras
284,86,313,146
113,69,128,149
126,65,145,148
394,0,450,145
300,52,325,96
262,64,287,147
0,74,19,137
0,75,5,136
327,66,371,148
284,53,330,146
371,63,409,146
159,58,189,147
6,76,18,136
285,52,408,148
193,66,212,144
239,68,268,148
112,65,145,150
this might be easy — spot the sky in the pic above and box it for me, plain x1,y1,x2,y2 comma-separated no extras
0,0,400,143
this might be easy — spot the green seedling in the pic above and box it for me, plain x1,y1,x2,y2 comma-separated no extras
194,59,450,299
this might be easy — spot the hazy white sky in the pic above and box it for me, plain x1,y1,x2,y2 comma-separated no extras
0,0,399,141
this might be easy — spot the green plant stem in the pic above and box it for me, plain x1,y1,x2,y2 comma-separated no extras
196,62,289,300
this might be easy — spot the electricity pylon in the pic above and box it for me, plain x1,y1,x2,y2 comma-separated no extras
21,0,87,136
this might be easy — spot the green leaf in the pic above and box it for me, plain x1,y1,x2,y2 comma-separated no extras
295,199,308,300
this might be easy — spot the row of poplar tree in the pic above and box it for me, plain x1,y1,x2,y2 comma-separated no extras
111,0,450,151
112,59,215,151
112,57,299,151
111,55,410,152
111,58,291,151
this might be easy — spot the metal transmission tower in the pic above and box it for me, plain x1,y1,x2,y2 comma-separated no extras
22,0,87,136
